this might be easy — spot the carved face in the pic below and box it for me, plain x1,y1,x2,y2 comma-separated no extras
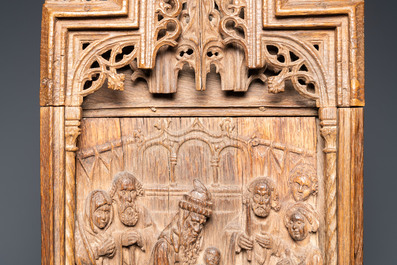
118,178,137,203
92,193,111,229
117,177,139,226
251,182,272,217
291,175,313,201
182,212,206,245
286,211,308,241
204,247,221,265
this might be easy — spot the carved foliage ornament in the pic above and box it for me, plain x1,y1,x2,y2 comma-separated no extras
71,0,325,106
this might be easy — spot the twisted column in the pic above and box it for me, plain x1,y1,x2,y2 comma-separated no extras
320,107,338,265
65,107,81,265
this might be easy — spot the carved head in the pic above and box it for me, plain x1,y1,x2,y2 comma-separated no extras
246,177,280,218
110,171,144,226
289,163,318,202
179,179,213,244
204,247,221,265
84,190,113,233
284,202,319,242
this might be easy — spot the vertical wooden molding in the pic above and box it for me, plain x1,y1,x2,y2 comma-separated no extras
64,107,82,265
351,108,364,265
337,108,352,265
320,107,338,265
41,107,54,265
337,108,364,265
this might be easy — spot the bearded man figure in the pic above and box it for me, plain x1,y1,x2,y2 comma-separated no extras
149,179,213,265
110,171,158,265
223,177,282,265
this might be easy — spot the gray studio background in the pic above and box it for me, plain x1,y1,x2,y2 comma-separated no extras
0,0,395,264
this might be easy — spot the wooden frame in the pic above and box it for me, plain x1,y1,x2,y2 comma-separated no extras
40,0,364,264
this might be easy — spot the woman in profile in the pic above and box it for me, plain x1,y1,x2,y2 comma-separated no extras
75,190,116,265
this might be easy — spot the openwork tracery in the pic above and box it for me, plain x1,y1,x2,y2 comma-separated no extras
70,0,327,107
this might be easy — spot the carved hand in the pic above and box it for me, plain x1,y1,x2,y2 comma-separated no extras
255,232,273,249
238,233,254,250
121,231,142,247
98,237,116,257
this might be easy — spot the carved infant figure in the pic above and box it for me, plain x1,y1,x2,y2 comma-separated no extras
223,177,282,265
277,202,323,265
201,247,221,265
289,164,318,202
149,179,213,265
75,190,116,265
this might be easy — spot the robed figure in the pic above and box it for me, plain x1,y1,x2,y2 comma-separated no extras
149,179,213,265
276,203,323,265
223,177,282,265
75,190,117,265
109,171,158,265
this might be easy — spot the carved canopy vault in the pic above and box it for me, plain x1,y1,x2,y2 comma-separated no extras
40,1,364,265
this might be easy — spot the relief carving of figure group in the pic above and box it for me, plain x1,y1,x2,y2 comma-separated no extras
76,164,322,265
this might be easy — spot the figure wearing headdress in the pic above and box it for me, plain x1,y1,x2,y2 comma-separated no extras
149,179,213,265
75,190,116,265
276,202,323,265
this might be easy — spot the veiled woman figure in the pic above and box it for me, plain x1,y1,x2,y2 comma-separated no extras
276,202,323,265
75,190,116,265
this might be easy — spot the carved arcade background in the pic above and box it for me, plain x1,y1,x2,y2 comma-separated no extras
75,117,324,264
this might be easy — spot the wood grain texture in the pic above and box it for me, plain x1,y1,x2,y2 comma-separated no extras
337,108,364,265
350,109,364,265
41,107,54,265
74,117,323,265
40,0,364,108
40,1,365,264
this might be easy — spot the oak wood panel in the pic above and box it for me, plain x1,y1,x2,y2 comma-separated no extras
40,1,365,264
337,108,364,265
74,117,324,264
41,107,54,265
350,109,364,265
82,107,318,118
82,70,316,110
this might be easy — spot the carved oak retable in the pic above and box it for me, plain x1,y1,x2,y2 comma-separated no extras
40,1,364,265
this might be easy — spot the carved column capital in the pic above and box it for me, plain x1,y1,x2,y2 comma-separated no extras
320,126,337,153
65,123,81,152
65,107,82,150
320,107,337,153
